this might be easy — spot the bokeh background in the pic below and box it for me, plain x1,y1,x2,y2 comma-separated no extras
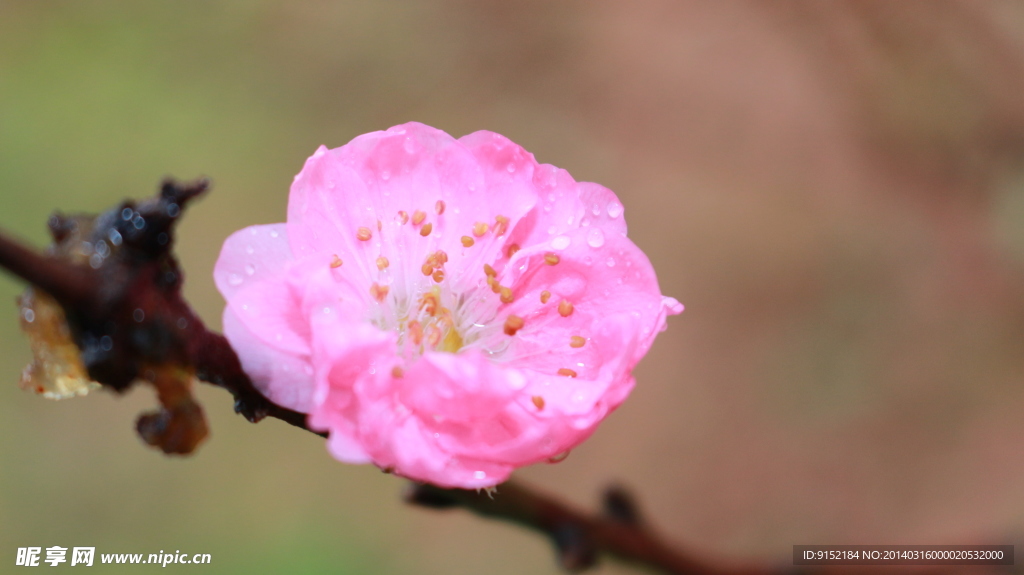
2,1,1024,573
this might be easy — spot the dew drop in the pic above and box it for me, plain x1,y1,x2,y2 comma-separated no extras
403,137,415,153
245,264,256,275
584,256,593,266
606,257,615,267
381,170,391,181
607,202,623,218
269,229,279,238
547,193,555,202
547,225,557,235
246,244,254,254
228,274,243,286
323,307,331,314
22,308,35,323
543,205,552,212
592,205,601,216
506,163,516,173
551,235,571,250
474,471,487,480
587,228,605,248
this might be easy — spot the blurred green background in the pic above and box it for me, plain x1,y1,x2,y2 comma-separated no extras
3,1,1024,573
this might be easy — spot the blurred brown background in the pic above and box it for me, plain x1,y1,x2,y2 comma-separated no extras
2,1,1024,573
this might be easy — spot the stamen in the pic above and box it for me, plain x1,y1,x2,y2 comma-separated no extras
391,366,405,378
432,269,445,283
436,250,448,264
506,244,520,258
370,283,389,303
376,256,390,270
420,292,439,316
499,286,514,304
435,200,446,215
420,222,433,237
426,326,442,347
376,219,382,231
398,210,409,225
531,396,545,410
557,368,577,378
421,262,434,276
488,276,501,293
540,290,551,304
494,215,510,236
503,315,525,336
356,227,373,241
570,336,586,348
473,222,489,237
408,320,423,345
330,254,343,268
544,253,560,265
483,263,497,277
412,210,427,225
558,300,574,317
461,236,475,247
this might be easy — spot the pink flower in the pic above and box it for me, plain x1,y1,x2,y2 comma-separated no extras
215,123,682,488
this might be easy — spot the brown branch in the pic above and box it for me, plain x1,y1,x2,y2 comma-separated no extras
0,179,796,574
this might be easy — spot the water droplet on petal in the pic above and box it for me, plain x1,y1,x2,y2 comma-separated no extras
584,256,592,266
245,245,254,255
506,163,516,173
592,205,601,216
606,257,615,267
269,230,279,238
587,228,605,248
245,264,256,275
607,202,623,218
228,274,243,286
474,471,487,479
327,180,335,189
547,225,557,235
381,170,391,181
551,235,571,250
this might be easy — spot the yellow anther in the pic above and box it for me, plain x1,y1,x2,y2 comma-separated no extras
370,282,389,303
540,290,551,304
408,320,423,345
330,255,343,268
412,210,426,225
420,292,439,316
506,244,520,258
557,368,577,378
420,222,433,237
483,263,497,277
356,227,372,241
421,262,434,276
488,276,501,293
436,250,448,264
435,200,446,215
544,252,560,265
570,336,586,348
499,286,513,304
558,300,574,317
432,269,445,283
461,236,475,247
531,396,545,410
391,366,404,378
503,315,525,336
494,214,510,236
473,222,489,237
376,256,390,270
398,210,409,225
